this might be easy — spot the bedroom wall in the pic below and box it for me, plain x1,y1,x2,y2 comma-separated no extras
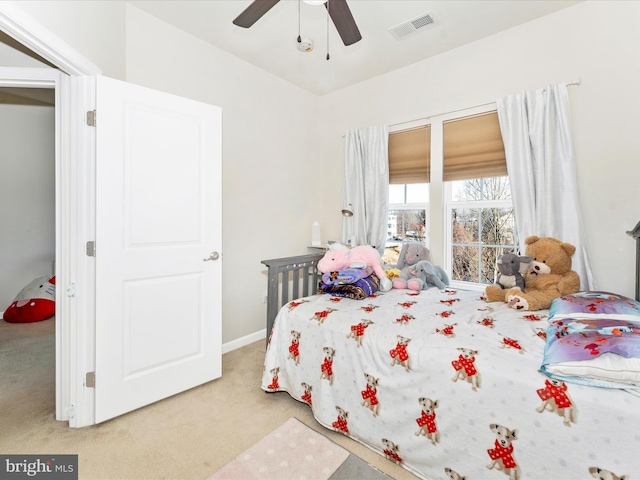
124,6,323,346
318,0,640,299
0,103,55,310
9,0,126,79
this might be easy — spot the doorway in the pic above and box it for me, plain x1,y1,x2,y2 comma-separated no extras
0,3,101,426
0,86,56,420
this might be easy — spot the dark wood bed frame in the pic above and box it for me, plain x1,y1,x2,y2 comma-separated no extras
262,223,640,343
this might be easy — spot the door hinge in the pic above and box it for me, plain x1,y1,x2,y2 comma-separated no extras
86,372,95,388
86,241,96,257
86,109,96,127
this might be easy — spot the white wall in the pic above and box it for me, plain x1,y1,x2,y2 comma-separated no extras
9,0,126,79
124,5,323,344
0,103,55,310
318,1,640,299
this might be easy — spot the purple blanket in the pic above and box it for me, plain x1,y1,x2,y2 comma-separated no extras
319,274,380,300
321,267,374,286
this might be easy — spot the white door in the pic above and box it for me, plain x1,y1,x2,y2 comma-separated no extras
94,76,222,423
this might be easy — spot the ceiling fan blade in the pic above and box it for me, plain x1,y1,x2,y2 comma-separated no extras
325,0,362,46
233,0,281,28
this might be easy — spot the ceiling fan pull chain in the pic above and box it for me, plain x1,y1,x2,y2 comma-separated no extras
297,0,302,43
326,0,330,60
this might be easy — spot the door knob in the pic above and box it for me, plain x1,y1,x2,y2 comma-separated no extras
203,251,220,261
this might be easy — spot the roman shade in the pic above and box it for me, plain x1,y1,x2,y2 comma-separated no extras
443,111,506,181
388,125,430,184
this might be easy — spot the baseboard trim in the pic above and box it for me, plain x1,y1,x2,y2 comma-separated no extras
222,328,266,354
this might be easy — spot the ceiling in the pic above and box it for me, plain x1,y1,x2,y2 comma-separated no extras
0,1,582,96
128,0,581,95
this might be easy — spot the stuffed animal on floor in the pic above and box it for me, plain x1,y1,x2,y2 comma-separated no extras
3,275,56,323
395,259,450,291
485,253,532,294
485,236,580,311
392,242,431,289
318,244,392,292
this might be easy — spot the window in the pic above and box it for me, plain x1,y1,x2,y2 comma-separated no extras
387,108,516,287
386,126,430,264
447,178,517,284
444,111,517,286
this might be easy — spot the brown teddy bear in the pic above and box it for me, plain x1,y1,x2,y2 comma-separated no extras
484,236,580,311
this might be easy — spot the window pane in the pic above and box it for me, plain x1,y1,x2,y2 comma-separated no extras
452,208,480,243
451,177,511,201
406,183,429,203
389,184,405,204
451,245,479,283
387,210,426,244
480,208,516,246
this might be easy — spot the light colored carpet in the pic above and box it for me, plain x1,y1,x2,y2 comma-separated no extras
0,320,417,480
209,417,391,480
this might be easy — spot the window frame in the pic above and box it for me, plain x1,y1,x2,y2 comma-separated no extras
388,103,515,290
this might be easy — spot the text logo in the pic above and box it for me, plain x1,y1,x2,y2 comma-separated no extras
1,455,78,480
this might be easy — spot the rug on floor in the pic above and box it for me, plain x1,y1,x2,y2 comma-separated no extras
208,417,392,480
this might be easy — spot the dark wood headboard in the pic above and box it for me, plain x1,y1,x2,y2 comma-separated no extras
627,220,640,301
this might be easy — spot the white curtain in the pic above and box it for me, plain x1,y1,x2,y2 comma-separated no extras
342,125,389,254
497,83,596,290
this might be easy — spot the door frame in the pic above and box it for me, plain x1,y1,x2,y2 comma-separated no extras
0,3,100,427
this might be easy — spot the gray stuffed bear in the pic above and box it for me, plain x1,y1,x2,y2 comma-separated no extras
404,260,450,290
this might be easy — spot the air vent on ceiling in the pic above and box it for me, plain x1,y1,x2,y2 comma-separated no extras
389,12,437,40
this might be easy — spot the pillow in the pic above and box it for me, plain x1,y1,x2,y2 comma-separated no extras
549,291,640,322
541,317,640,389
3,275,56,323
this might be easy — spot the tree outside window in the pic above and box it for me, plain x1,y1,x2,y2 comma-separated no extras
449,177,517,284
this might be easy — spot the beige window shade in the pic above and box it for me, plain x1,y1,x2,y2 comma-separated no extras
388,125,430,184
443,111,507,182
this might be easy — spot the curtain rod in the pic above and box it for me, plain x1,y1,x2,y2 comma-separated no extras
342,78,582,136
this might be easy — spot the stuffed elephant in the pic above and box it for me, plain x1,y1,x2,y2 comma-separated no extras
395,260,449,291
392,243,431,289
495,253,531,291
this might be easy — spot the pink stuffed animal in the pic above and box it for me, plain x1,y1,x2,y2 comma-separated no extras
318,244,392,292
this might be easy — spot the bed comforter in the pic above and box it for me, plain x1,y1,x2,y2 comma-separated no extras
261,288,639,480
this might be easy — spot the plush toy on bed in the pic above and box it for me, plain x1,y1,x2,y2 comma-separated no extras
391,242,431,289
318,243,392,292
395,259,449,291
484,236,580,311
491,253,532,291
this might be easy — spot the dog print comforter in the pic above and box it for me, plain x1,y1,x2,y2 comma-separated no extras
261,288,638,480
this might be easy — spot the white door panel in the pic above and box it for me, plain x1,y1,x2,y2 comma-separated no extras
95,76,222,423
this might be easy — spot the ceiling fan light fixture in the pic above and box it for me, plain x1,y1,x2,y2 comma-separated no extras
296,38,314,52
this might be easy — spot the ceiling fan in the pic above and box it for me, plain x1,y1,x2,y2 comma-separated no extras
233,0,362,47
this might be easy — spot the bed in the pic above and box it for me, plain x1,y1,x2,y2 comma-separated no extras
260,252,640,480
